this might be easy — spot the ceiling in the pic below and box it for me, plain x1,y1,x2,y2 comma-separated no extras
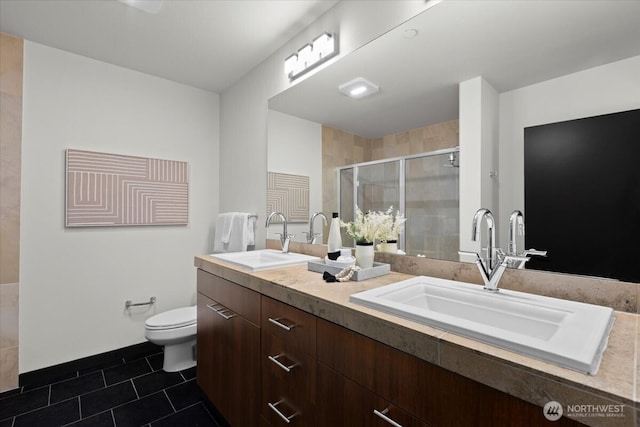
269,0,640,139
0,0,338,92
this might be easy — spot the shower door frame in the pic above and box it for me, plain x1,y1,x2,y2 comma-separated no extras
337,146,460,253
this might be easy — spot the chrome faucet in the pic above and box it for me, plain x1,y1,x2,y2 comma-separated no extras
507,210,547,269
459,250,530,291
463,208,510,290
461,207,547,291
265,212,293,253
303,212,328,244
472,208,497,271
508,210,524,256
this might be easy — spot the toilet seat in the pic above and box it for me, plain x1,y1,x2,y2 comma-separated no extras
145,306,196,330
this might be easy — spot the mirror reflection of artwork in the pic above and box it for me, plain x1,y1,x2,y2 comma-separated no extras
524,109,640,282
66,149,189,227
267,172,309,223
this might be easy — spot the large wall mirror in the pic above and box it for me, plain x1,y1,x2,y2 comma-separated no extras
266,1,640,282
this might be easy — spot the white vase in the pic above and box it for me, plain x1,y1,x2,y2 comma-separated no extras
379,240,398,254
355,243,375,269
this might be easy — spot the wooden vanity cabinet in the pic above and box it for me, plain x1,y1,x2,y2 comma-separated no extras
196,270,261,427
317,318,582,427
196,269,583,426
260,296,317,426
415,350,583,426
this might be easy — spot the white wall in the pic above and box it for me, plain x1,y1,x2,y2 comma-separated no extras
498,55,640,249
459,77,499,258
267,110,322,241
219,1,432,248
20,42,220,372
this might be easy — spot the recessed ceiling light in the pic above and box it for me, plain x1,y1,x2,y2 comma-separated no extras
117,0,163,14
338,78,380,99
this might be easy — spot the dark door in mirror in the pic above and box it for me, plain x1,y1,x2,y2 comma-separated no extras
524,109,640,282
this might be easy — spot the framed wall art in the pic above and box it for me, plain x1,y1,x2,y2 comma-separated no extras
66,149,189,227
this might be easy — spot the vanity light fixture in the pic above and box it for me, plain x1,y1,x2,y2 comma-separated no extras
117,0,163,14
284,32,338,80
338,77,380,99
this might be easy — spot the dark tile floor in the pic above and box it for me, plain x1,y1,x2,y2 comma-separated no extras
0,342,227,427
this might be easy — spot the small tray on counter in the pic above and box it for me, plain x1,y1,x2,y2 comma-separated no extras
307,260,390,281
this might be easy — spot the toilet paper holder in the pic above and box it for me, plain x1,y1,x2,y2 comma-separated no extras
125,296,156,309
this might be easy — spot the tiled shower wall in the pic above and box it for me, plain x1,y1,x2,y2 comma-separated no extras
321,120,459,238
321,125,372,224
370,119,459,160
0,32,23,392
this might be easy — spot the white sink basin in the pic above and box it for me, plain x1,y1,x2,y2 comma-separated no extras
210,249,319,271
350,276,614,375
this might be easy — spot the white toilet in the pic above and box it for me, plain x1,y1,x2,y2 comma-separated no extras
144,306,197,372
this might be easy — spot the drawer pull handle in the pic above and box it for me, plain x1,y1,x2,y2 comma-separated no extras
268,317,296,331
268,354,297,372
373,408,403,427
268,400,296,424
207,303,236,320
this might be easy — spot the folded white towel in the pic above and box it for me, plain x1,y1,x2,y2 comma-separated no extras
226,213,249,252
247,216,256,246
213,212,251,253
213,213,233,253
218,213,234,244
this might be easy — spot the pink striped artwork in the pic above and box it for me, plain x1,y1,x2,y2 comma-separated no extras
66,149,189,227
267,172,309,223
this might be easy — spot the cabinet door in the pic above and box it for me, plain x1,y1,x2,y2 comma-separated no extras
317,319,418,415
196,293,220,403
197,292,260,426
416,358,584,427
317,364,425,427
197,269,260,325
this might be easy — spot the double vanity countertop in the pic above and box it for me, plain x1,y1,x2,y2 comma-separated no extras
195,252,639,426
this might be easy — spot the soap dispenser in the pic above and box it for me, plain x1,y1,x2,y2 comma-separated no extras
327,212,342,260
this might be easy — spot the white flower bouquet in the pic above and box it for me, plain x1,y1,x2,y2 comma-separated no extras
341,206,406,244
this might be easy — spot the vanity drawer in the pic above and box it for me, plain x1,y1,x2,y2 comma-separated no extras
317,318,418,416
262,296,316,355
197,269,260,325
262,331,316,403
317,364,425,427
261,367,316,427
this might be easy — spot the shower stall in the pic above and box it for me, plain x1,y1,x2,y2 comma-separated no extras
338,147,459,260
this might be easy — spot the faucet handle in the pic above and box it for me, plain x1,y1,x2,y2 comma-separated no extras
302,232,321,244
522,248,547,257
276,232,295,239
503,254,531,269
503,255,530,263
276,233,295,253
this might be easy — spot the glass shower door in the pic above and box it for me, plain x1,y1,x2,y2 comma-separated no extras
404,152,459,259
338,150,459,258
340,160,400,247
356,160,400,215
